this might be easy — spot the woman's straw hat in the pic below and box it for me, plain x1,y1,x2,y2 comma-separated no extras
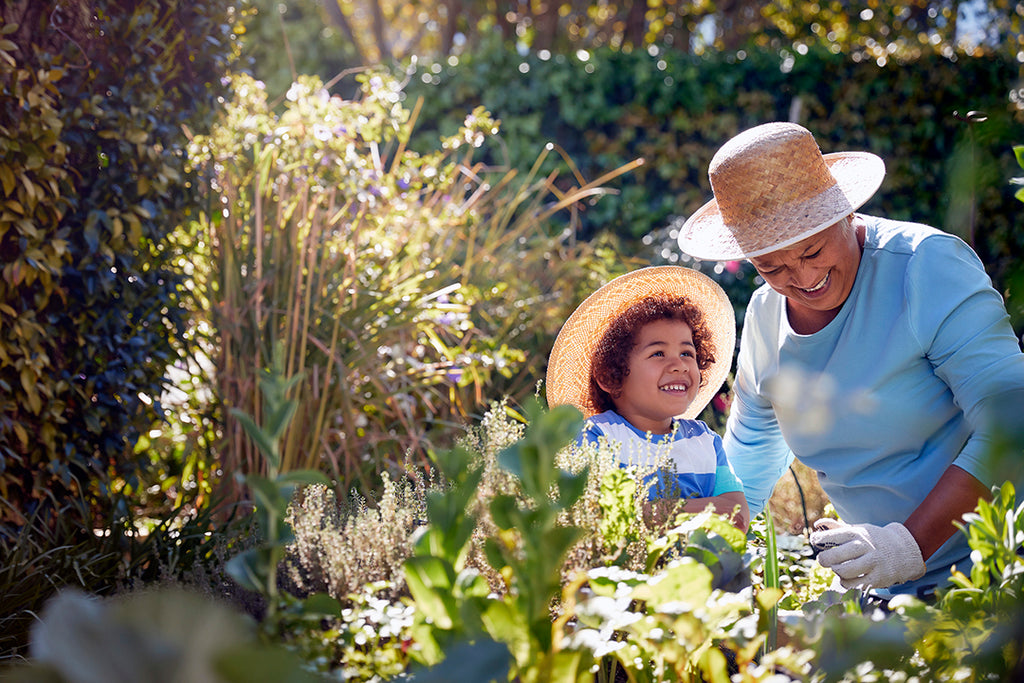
677,122,885,260
546,266,735,420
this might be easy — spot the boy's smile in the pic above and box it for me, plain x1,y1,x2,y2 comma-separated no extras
602,318,701,434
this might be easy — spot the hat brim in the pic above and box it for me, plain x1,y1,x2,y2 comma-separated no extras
677,152,885,261
545,266,735,420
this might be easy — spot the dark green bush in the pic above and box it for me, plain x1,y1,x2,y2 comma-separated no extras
403,43,1024,335
407,44,1021,240
0,1,235,527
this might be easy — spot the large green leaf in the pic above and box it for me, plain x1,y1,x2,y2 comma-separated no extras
404,556,458,629
215,643,323,683
405,638,511,682
225,547,275,593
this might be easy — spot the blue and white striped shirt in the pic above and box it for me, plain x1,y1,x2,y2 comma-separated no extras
581,410,743,501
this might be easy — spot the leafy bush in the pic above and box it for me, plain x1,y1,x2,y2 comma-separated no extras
7,400,1024,681
0,488,254,659
402,42,1024,339
0,0,235,527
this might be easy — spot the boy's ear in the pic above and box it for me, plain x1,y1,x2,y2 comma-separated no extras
593,372,618,398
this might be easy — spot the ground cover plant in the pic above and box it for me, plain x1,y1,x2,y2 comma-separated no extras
7,392,1024,681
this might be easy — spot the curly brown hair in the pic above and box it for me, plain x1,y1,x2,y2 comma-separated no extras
588,295,716,414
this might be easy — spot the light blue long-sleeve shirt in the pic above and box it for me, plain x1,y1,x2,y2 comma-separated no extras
725,215,1024,596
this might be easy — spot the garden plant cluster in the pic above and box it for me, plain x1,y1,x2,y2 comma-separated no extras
2,1,1024,681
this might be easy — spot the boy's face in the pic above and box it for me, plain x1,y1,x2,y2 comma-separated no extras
600,318,701,434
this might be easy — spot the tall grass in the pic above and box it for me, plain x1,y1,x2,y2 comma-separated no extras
185,71,641,494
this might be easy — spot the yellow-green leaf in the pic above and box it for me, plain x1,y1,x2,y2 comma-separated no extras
13,422,28,448
0,166,15,196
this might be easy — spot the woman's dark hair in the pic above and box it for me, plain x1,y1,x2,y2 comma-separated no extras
588,294,715,414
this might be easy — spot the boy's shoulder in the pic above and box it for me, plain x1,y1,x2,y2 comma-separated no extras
585,410,637,438
586,411,713,439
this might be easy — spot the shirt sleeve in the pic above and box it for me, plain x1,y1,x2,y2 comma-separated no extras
711,431,744,495
906,235,1024,489
723,301,797,516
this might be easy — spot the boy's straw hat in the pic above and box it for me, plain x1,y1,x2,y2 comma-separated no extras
677,122,885,260
546,266,735,420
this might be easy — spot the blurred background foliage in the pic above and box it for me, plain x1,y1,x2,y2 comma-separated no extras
2,0,1023,664
243,0,1024,99
402,43,1024,330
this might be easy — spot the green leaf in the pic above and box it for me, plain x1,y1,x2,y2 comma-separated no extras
247,474,288,517
299,592,344,618
225,548,274,593
489,494,520,530
404,638,511,683
262,399,298,443
1013,145,1024,170
631,557,713,607
230,408,281,471
555,468,589,509
404,556,458,629
215,643,323,683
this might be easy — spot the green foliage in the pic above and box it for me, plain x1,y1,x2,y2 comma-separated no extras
403,43,1024,339
1013,145,1024,204
0,0,236,527
791,480,1024,681
404,400,593,681
239,0,1024,79
187,68,638,494
910,481,1024,680
1005,144,1024,332
224,352,331,628
0,486,253,659
407,43,1020,243
574,557,806,682
2,587,318,683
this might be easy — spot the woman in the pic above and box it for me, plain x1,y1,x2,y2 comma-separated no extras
676,122,1024,599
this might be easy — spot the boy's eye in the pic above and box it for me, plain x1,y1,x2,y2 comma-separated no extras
650,351,664,358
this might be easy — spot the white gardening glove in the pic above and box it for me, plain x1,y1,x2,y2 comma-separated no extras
809,519,926,590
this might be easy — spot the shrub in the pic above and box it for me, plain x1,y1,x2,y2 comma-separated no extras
402,43,1024,341
185,69,640,495
0,0,235,528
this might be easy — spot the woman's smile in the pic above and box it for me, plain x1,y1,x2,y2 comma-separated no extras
797,271,831,296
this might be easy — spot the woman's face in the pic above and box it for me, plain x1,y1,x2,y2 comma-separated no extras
748,216,863,331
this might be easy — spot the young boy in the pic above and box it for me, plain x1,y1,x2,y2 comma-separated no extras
546,266,749,531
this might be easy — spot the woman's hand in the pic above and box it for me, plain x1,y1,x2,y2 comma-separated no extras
810,519,926,589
